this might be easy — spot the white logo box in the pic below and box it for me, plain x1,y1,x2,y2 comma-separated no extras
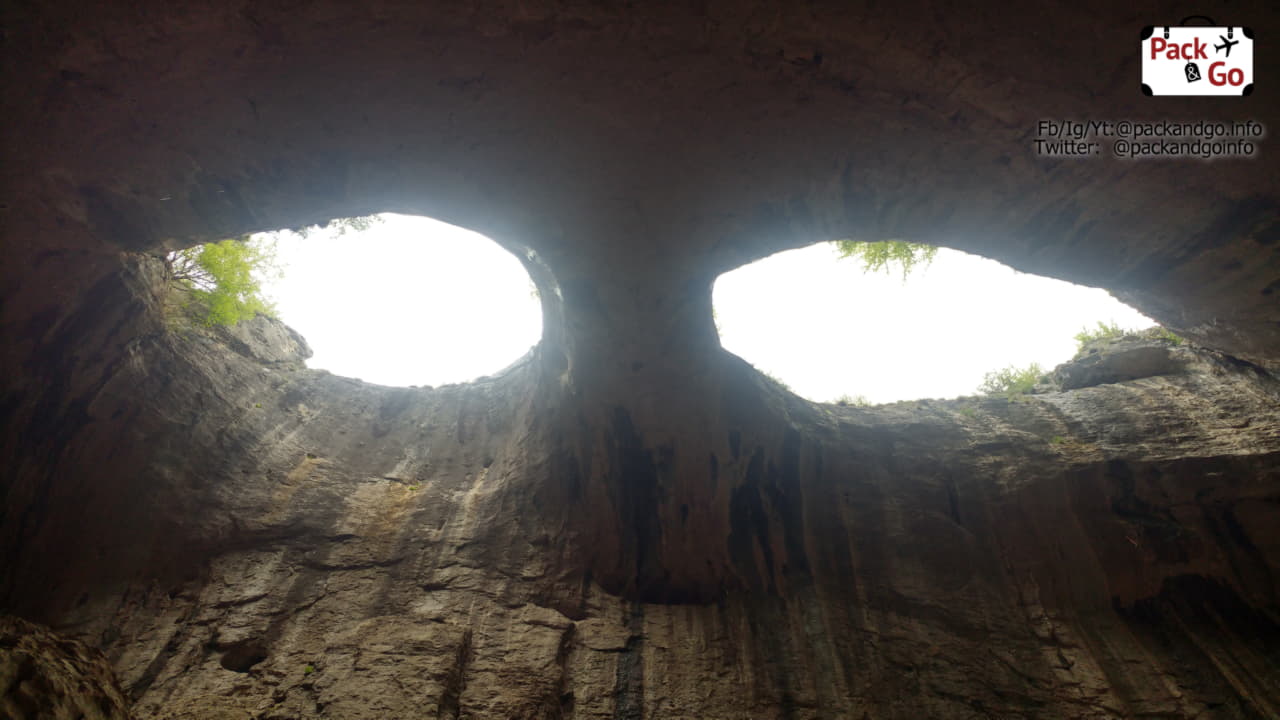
1141,25,1254,96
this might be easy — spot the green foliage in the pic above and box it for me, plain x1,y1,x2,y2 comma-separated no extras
167,236,281,327
1075,321,1186,353
205,214,382,326
957,406,977,418
1073,321,1126,351
978,363,1044,397
303,664,315,675
1050,435,1066,445
1151,327,1185,345
834,240,939,279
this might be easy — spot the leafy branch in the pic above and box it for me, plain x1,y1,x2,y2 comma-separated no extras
833,240,939,280
165,236,281,327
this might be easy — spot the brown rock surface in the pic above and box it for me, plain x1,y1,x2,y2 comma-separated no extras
0,616,133,719
1,1,1279,718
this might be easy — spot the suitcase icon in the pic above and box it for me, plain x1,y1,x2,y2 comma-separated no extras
1141,19,1253,96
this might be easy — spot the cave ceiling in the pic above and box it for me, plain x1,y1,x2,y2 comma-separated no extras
3,0,1278,368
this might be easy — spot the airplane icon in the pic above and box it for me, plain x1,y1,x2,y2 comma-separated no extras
1215,35,1239,57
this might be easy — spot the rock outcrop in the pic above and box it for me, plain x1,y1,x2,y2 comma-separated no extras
1055,334,1189,391
2,1,1278,717
0,616,133,720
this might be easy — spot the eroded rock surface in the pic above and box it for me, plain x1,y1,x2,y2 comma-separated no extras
3,256,1277,718
1055,335,1191,391
0,616,133,720
2,1,1279,717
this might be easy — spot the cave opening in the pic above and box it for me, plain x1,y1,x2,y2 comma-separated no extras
248,213,543,388
713,241,1157,404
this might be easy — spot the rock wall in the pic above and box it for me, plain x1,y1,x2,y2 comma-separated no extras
0,616,133,720
3,258,1278,718
2,1,1279,717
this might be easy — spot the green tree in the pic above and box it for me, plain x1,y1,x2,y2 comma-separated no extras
834,240,938,279
167,236,280,326
978,363,1044,397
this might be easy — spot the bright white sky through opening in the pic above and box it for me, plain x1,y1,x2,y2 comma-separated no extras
258,215,1153,401
714,243,1155,404
257,213,542,388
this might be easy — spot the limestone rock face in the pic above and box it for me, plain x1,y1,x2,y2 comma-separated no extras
4,259,1278,717
214,314,313,368
0,616,133,720
1056,335,1191,391
2,1,1279,718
